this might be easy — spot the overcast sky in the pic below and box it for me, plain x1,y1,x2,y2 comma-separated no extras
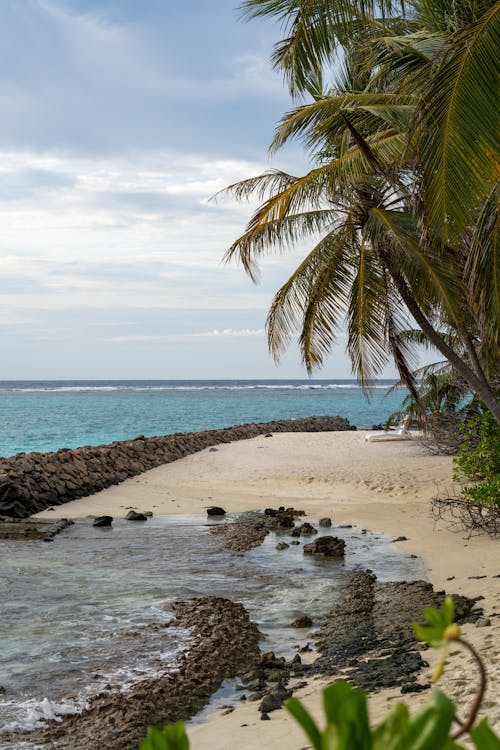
0,0,401,380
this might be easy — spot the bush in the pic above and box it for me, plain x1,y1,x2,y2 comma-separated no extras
453,409,500,510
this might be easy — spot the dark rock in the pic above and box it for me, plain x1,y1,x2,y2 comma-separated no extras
209,448,218,452
276,542,289,551
392,536,408,542
475,618,491,627
292,615,313,628
299,522,317,536
125,511,148,521
264,433,273,438
207,506,226,516
401,683,431,694
319,517,332,527
303,536,345,558
93,515,113,527
258,682,291,713
260,712,271,721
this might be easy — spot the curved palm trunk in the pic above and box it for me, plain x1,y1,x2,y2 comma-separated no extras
387,263,500,424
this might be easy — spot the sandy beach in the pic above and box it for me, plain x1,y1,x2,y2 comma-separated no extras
35,430,500,748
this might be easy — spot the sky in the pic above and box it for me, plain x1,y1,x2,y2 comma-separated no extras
0,0,402,380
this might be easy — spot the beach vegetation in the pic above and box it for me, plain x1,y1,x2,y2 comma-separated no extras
453,408,500,511
139,720,189,750
218,0,500,424
286,597,498,749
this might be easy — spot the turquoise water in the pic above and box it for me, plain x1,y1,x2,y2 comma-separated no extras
0,380,405,457
0,514,425,739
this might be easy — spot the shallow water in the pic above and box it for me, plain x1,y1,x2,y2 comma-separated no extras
0,514,425,742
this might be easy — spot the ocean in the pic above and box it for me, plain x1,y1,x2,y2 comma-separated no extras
0,379,405,457
0,377,415,745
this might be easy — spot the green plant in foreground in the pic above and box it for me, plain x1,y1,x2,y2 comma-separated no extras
139,720,189,750
139,599,499,749
286,597,499,749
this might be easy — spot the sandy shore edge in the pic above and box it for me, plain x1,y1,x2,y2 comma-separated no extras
34,430,499,748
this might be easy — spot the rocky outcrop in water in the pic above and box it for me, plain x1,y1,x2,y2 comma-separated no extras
0,416,352,519
0,517,73,541
16,596,261,750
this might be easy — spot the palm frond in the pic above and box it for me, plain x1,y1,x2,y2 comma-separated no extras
266,225,354,368
416,4,500,243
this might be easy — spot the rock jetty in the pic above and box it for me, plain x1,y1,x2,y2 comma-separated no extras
0,416,352,518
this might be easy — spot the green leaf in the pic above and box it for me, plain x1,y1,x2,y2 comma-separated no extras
285,697,322,750
138,722,189,750
393,691,456,749
412,598,456,647
322,680,371,748
469,718,500,750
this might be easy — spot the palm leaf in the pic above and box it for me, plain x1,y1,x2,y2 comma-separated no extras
266,226,354,369
417,4,500,243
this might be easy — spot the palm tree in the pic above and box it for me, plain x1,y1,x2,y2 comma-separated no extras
218,0,499,421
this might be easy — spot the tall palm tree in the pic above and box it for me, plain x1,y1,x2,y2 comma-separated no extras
218,0,499,421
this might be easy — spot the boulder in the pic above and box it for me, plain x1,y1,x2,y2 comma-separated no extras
93,516,113,527
303,536,345,558
207,506,226,516
291,615,313,628
125,511,148,521
319,517,332,527
299,522,318,536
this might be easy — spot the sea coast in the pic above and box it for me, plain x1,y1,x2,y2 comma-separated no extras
30,430,499,749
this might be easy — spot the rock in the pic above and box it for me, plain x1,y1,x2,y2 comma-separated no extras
290,540,300,546
125,511,148,521
292,615,313,628
319,517,332,527
93,515,113,527
475,617,491,627
303,536,345,558
143,511,153,517
260,712,270,720
264,433,273,438
207,506,226,516
0,685,6,694
401,683,431,694
209,448,218,452
258,682,291,713
276,542,289,551
392,536,408,542
299,522,317,536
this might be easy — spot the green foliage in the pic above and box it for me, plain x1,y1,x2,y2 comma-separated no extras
412,596,456,648
454,410,500,482
286,598,499,748
453,409,500,509
139,721,189,750
286,681,499,749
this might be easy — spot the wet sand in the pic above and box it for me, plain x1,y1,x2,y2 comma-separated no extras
35,430,500,748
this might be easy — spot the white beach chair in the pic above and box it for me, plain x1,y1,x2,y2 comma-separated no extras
365,416,411,442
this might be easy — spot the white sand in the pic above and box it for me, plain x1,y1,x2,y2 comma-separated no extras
35,431,500,747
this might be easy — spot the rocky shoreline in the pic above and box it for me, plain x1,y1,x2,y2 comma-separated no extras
1,511,485,750
0,415,352,519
